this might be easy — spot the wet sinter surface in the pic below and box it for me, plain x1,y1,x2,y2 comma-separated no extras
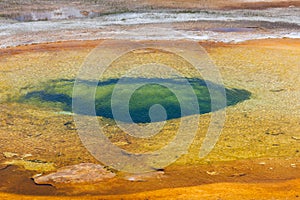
0,39,300,198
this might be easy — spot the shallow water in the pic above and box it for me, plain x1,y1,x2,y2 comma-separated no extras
5,8,300,25
207,27,255,32
1,7,300,47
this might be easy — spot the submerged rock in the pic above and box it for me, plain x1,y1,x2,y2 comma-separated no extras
124,170,165,182
33,163,115,185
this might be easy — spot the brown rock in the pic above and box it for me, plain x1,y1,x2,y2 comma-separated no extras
33,163,115,185
80,11,89,17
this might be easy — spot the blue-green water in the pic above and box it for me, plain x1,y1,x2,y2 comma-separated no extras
18,78,251,123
